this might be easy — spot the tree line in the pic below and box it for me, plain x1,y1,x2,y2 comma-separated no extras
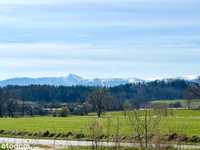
0,79,199,117
1,79,191,102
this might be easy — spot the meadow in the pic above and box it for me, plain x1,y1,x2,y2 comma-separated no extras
0,109,200,137
151,99,200,109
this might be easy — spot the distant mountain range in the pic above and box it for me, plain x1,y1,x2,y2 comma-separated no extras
0,74,199,87
0,74,144,87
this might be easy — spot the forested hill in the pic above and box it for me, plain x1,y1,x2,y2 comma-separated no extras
0,79,195,103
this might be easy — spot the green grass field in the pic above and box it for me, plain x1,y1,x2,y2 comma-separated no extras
151,99,200,108
0,109,200,137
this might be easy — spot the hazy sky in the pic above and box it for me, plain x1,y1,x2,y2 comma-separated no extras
0,0,200,80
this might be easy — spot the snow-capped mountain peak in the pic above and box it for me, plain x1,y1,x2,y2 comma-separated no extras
67,73,83,81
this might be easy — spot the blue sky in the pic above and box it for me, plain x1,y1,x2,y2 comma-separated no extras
0,0,200,80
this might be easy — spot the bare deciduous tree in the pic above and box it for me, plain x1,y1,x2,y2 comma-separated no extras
88,119,104,150
89,88,112,118
123,100,131,117
113,117,121,150
128,104,162,150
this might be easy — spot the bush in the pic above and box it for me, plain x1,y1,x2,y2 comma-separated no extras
43,131,50,137
55,133,62,138
33,132,39,137
167,133,177,141
58,106,70,117
75,133,85,139
28,132,33,136
189,136,200,143
49,133,56,137
0,130,5,134
65,131,74,137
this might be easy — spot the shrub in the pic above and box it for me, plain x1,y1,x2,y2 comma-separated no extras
189,136,200,143
75,133,85,139
49,133,56,137
43,131,50,137
55,133,62,138
65,131,73,137
32,132,39,137
0,130,5,134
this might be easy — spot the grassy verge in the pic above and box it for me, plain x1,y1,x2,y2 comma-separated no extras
0,109,199,143
61,147,139,150
60,146,196,150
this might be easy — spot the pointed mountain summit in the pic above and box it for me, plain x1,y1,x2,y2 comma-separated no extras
67,73,83,81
